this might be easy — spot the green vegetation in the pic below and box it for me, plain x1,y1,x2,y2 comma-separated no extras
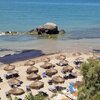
7,93,46,100
24,92,45,100
78,58,100,100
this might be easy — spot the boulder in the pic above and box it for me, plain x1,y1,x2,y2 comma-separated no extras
5,31,18,35
36,22,59,34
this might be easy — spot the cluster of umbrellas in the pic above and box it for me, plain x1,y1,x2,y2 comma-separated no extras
3,54,79,97
3,64,25,96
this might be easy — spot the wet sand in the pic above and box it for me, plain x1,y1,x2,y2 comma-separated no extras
0,38,100,57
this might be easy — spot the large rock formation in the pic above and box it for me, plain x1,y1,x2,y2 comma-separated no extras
29,22,60,35
36,22,59,34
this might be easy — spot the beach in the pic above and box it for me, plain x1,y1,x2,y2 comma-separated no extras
0,52,93,100
0,0,100,99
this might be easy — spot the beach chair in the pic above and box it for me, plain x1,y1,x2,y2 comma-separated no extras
26,85,31,92
38,91,48,97
0,77,3,82
48,80,53,85
42,72,47,78
48,86,57,93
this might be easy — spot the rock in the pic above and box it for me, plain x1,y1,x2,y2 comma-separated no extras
36,22,59,34
33,22,59,35
59,29,66,34
28,22,66,35
5,31,19,35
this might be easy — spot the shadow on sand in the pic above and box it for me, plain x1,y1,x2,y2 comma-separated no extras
0,49,45,64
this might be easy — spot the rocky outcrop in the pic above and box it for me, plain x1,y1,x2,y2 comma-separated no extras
36,23,59,34
5,31,19,35
29,22,63,35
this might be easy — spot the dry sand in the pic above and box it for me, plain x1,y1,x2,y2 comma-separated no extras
0,52,93,100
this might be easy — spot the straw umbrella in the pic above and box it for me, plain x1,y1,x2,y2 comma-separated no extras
56,60,68,66
56,55,66,60
62,66,74,73
40,63,55,69
52,76,65,84
27,73,41,80
43,57,50,63
29,81,44,89
24,60,35,66
72,52,81,56
74,57,84,65
75,57,84,62
4,64,15,71
46,68,58,76
26,66,38,74
70,72,77,78
7,78,22,86
8,88,25,95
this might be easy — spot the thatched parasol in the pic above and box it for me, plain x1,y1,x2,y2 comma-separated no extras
8,88,25,95
27,73,41,80
57,60,68,66
62,66,74,73
24,60,35,66
7,78,21,86
74,57,84,65
4,64,15,71
56,55,66,60
70,72,77,78
43,57,50,63
29,81,44,89
46,68,58,76
26,66,38,74
52,76,65,84
75,57,84,62
72,52,81,56
40,63,55,69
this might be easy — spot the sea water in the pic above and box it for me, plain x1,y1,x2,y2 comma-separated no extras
0,0,100,56
0,0,100,32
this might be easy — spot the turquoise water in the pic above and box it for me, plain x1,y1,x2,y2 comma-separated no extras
0,0,100,32
0,0,100,55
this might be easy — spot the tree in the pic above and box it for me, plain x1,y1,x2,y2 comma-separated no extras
34,93,45,100
78,58,100,100
25,92,34,100
24,92,45,100
14,97,18,100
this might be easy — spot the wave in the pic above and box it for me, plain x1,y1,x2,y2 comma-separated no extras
0,32,5,36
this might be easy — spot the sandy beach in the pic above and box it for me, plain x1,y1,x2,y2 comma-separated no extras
0,52,93,100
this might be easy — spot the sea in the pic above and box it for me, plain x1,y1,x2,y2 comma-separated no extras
0,0,100,58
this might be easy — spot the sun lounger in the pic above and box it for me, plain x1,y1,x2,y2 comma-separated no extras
48,80,53,85
42,72,47,78
38,91,48,97
48,86,57,93
0,77,3,82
